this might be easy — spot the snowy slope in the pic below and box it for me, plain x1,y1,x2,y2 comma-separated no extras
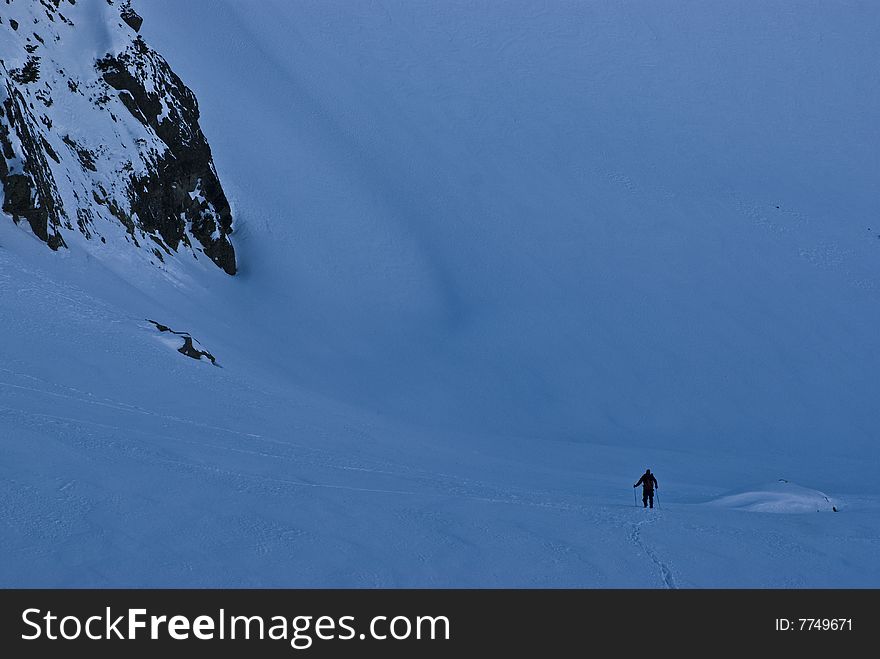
136,0,880,452
1,0,879,587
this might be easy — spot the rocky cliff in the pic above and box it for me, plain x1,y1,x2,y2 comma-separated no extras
0,0,236,274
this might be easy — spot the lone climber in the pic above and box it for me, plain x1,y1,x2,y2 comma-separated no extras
634,469,658,508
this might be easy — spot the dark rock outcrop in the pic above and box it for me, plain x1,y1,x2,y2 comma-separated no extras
0,0,237,275
148,319,219,366
97,40,236,274
120,3,143,33
0,76,67,250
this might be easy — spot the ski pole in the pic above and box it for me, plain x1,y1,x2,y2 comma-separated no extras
633,487,637,507
655,491,660,509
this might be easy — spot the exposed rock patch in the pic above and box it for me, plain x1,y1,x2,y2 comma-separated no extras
147,319,219,366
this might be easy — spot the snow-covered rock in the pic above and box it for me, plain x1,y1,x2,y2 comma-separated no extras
0,0,236,274
707,480,839,514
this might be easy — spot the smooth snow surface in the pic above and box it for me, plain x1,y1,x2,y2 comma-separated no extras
707,481,838,514
1,1,878,587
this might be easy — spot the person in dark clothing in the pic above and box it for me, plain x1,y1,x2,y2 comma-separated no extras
634,469,658,508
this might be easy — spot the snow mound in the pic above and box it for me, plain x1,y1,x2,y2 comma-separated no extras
707,480,838,514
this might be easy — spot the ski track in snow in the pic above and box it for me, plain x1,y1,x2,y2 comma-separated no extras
0,379,594,513
1,386,680,588
3,363,871,588
630,515,677,589
4,405,582,512
0,364,612,514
